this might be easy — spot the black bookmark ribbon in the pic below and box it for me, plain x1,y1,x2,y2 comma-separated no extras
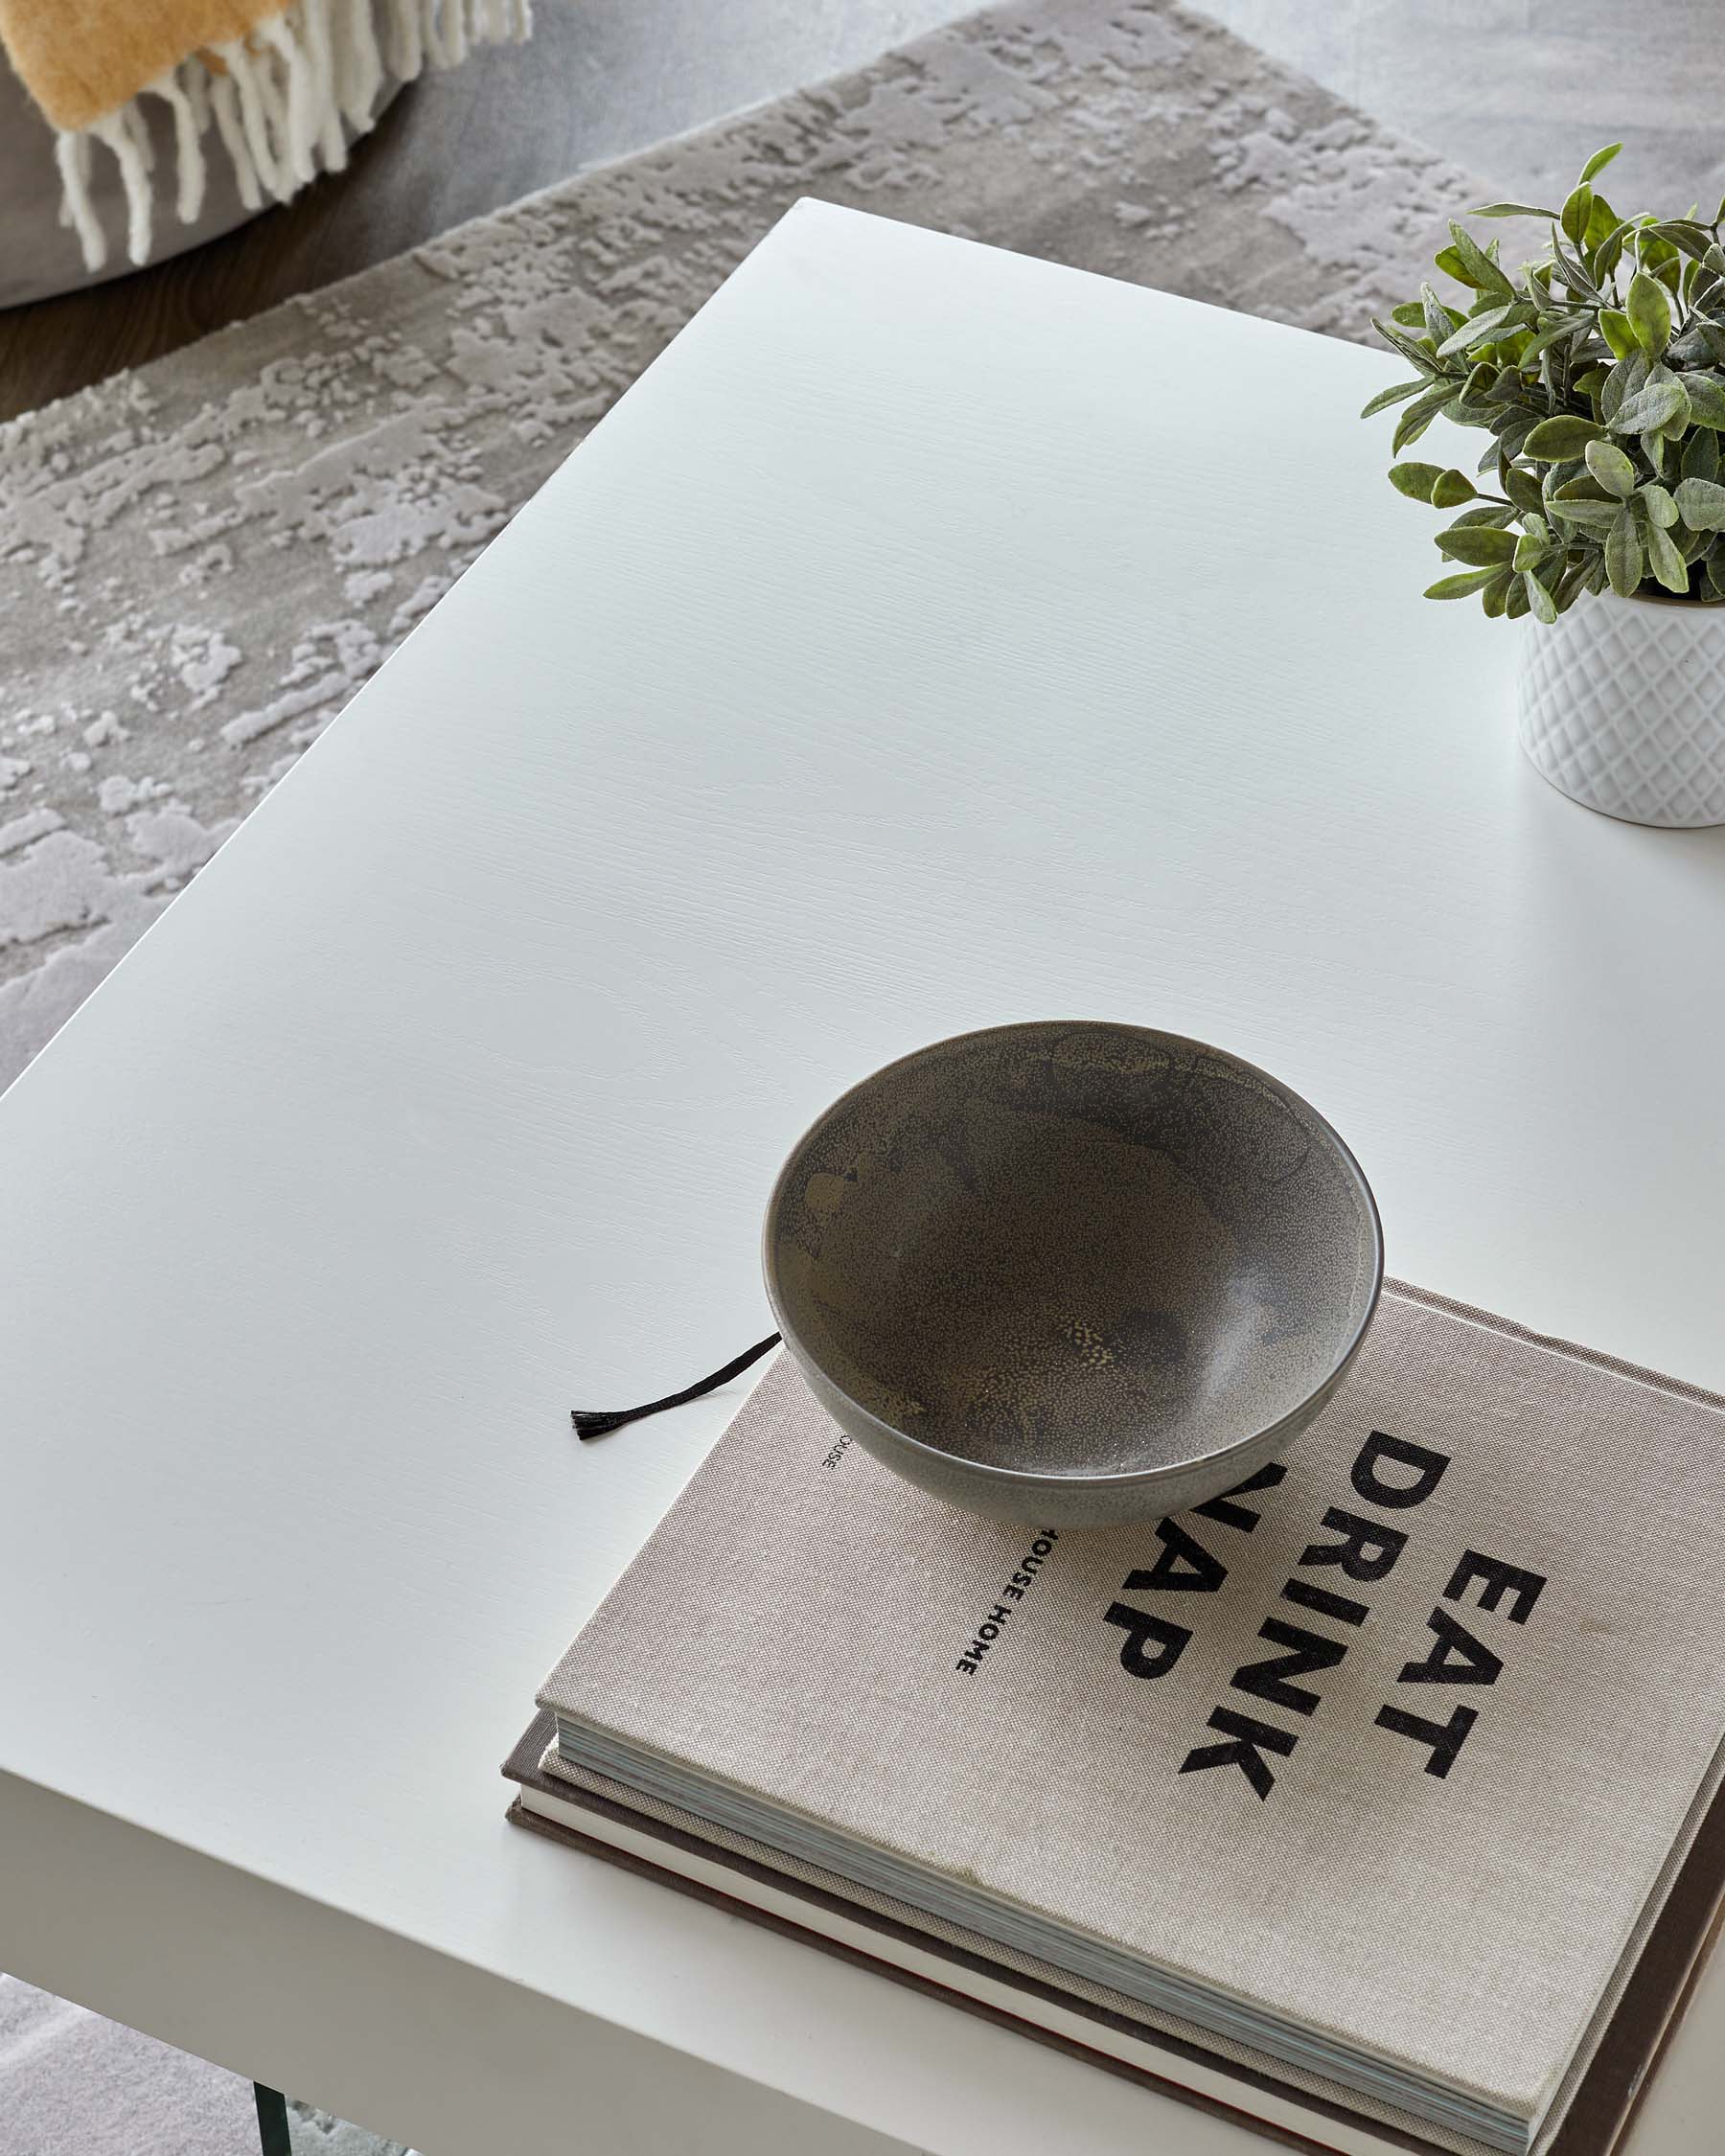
571,1333,782,1440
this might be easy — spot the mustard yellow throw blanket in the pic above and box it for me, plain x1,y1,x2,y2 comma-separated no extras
0,0,530,271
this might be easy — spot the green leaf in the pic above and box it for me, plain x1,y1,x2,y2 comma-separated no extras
1434,300,1530,357
1598,308,1638,360
1488,360,1533,401
1448,504,1517,527
1434,243,1484,290
1605,507,1644,595
1593,218,1635,282
1579,143,1622,185
1360,378,1430,420
1709,549,1725,598
1518,314,1591,365
1645,518,1690,592
1626,268,1673,356
1392,301,1429,329
1392,382,1459,453
1504,465,1546,514
1584,439,1639,497
1608,378,1690,435
1389,461,1445,501
1481,570,1516,619
1683,427,1722,483
1644,218,1716,260
1640,483,1680,528
1425,569,1502,600
1680,373,1725,430
1435,523,1518,566
1561,184,1594,246
1524,570,1559,624
1446,220,1515,302
1371,318,1441,378
1586,193,1622,247
1549,497,1625,530
1468,201,1562,219
1550,232,1602,301
1522,414,1607,459
1672,476,1725,530
1600,350,1647,422
1420,282,1462,347
1430,468,1477,509
1498,417,1536,462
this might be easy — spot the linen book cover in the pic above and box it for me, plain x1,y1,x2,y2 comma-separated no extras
536,1284,1725,2148
507,1717,1725,2156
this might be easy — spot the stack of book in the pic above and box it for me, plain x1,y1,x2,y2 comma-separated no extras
507,1283,1725,2156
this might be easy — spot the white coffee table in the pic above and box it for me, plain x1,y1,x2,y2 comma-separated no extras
1,202,1721,2156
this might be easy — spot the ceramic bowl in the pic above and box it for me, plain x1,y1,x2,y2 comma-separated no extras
763,1021,1382,1526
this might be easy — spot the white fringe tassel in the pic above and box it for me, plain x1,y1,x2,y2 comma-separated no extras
150,66,207,225
89,110,153,268
333,0,384,132
51,0,531,273
207,72,264,213
55,132,105,270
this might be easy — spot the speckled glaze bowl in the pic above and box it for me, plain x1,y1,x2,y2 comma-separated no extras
764,1021,1383,1526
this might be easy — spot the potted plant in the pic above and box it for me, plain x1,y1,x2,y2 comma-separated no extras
1368,144,1725,828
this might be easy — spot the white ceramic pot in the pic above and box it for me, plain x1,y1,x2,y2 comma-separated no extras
1517,589,1725,828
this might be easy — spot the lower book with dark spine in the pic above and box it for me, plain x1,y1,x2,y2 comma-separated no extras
509,1283,1725,2154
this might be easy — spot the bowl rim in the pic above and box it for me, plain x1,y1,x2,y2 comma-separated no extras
761,1019,1386,1496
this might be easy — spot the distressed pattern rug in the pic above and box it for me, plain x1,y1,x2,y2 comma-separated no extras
0,1974,409,2156
0,0,1480,1095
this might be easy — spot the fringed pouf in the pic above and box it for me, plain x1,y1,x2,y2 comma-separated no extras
0,0,530,304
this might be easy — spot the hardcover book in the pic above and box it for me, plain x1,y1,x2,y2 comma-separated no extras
513,1283,1725,2156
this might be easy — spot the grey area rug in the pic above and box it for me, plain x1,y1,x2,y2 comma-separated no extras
0,1975,410,2156
0,2,1477,2148
0,0,1480,1099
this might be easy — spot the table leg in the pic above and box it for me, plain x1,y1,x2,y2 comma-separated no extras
254,2082,292,2156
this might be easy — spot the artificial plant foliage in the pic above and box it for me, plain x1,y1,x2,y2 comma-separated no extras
1368,143,1725,622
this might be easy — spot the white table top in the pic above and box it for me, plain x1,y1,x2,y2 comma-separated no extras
2,201,1722,2156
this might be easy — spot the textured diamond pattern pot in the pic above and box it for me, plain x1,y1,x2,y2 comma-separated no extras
1517,590,1725,828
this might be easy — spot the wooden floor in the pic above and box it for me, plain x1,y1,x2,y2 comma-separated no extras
3,0,1723,423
